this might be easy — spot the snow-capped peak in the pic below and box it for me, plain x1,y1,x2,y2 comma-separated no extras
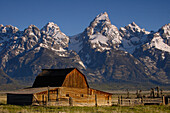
161,23,170,30
94,12,110,22
126,22,145,33
87,12,120,37
131,22,138,27
120,22,150,39
23,24,41,40
41,22,61,36
24,24,40,33
158,23,170,40
89,12,111,28
0,24,19,34
40,22,69,51
46,22,59,29
119,22,151,54
69,12,122,53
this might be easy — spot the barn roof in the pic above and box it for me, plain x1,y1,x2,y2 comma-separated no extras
39,68,75,77
7,87,58,94
32,68,75,88
32,68,89,88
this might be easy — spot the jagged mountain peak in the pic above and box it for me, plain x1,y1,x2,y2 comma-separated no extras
24,24,40,32
161,23,170,30
39,22,69,51
41,22,65,38
130,22,138,27
87,12,120,39
26,24,40,31
89,12,111,28
158,23,170,40
41,22,60,32
0,24,19,34
45,22,59,29
119,22,151,54
125,22,146,33
69,12,122,53
94,12,110,21
23,24,41,40
120,22,150,38
120,22,139,30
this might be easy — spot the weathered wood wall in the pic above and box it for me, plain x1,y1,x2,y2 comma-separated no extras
33,87,112,106
62,69,88,88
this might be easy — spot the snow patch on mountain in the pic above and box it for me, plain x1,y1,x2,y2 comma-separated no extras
120,38,137,54
79,61,86,69
150,33,170,52
89,33,108,45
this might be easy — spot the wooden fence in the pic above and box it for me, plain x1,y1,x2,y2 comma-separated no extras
118,96,165,106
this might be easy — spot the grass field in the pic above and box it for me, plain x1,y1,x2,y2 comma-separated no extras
0,104,170,113
0,92,170,113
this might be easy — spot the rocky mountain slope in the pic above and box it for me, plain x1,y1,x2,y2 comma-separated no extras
0,69,14,85
69,12,170,85
0,12,169,90
0,23,85,82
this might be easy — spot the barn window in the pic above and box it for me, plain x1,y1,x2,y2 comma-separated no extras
81,94,84,97
66,94,69,97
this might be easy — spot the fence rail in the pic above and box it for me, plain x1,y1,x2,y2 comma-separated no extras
118,96,165,106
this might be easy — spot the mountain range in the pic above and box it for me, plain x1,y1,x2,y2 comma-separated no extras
0,12,169,90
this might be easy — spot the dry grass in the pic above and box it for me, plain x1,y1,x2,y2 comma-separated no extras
0,94,6,104
0,104,169,113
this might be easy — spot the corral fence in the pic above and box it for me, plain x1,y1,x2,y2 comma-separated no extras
118,96,166,106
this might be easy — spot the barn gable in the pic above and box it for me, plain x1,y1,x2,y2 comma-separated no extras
62,68,89,88
32,68,89,88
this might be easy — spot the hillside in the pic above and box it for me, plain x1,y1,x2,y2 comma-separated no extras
0,69,27,90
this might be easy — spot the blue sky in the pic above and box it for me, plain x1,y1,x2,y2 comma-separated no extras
0,0,169,36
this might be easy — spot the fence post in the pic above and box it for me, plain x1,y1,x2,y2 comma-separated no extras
69,97,73,106
126,89,129,98
156,87,160,97
118,96,120,105
108,96,110,104
162,96,165,105
117,96,120,105
48,86,50,102
95,94,97,107
121,96,122,105
160,89,163,97
141,97,143,105
56,89,58,100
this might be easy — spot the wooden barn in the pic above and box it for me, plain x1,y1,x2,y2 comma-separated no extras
7,68,113,106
